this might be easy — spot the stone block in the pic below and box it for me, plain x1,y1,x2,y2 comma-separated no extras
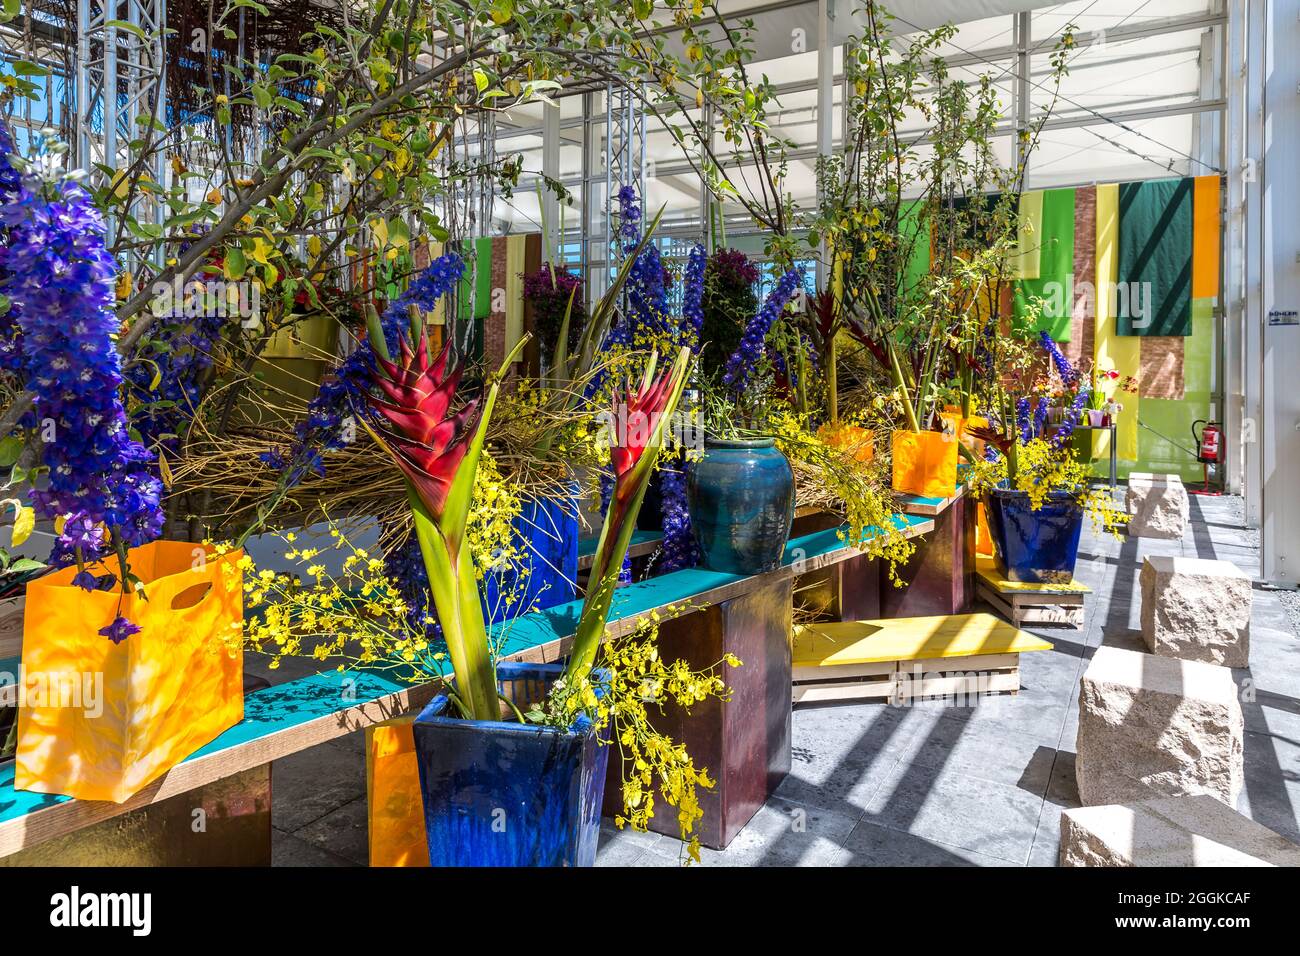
1076,646,1243,806
1126,473,1189,540
1061,795,1300,866
1140,556,1251,667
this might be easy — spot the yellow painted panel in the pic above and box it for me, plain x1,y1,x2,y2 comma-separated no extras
975,557,1092,594
1093,183,1140,461
505,234,526,352
792,613,1053,668
428,242,445,327
1013,189,1044,279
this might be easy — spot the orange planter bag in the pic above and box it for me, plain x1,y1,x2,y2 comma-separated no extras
817,422,875,463
891,429,959,498
15,541,244,803
366,716,430,867
976,500,994,555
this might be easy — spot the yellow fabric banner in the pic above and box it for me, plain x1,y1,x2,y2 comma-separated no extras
1093,183,1140,462
1014,189,1044,280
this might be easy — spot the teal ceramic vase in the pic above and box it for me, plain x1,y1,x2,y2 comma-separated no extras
687,437,795,575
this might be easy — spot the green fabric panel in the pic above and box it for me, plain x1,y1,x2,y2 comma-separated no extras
1013,187,1075,340
1091,297,1214,483
475,236,493,319
900,200,930,298
1117,177,1193,336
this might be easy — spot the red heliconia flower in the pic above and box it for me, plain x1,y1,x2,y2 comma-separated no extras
366,335,481,516
609,363,676,491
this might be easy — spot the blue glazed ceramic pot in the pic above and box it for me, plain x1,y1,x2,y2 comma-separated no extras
687,437,795,575
986,487,1084,584
480,490,579,624
411,661,610,867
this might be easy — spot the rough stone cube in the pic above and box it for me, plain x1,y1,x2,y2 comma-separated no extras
1076,646,1243,807
1126,473,1189,540
1061,795,1300,866
1140,556,1251,667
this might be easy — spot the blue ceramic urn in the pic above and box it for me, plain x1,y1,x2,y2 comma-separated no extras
687,437,795,575
986,487,1084,584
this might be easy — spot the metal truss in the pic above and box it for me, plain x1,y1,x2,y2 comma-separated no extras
76,0,166,176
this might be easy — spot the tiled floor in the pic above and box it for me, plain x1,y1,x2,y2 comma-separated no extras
266,493,1300,866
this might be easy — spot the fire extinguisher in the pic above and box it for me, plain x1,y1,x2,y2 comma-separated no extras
1191,420,1222,493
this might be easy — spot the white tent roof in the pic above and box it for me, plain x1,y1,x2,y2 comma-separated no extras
493,0,1223,236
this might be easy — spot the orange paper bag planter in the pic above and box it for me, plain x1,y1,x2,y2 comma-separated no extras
817,422,875,462
976,500,994,556
366,716,430,867
891,429,959,498
15,541,244,803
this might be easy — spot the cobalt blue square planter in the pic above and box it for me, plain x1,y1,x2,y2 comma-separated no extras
480,492,580,624
986,487,1084,584
411,661,610,867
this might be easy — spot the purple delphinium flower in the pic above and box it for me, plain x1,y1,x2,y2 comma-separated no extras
98,615,142,645
681,244,706,347
657,459,698,573
0,164,165,567
722,268,803,392
1016,396,1032,443
1051,387,1092,448
0,120,25,377
71,569,99,591
616,184,643,250
1038,330,1080,387
1032,396,1049,439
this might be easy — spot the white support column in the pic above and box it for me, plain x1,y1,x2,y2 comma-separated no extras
1251,0,1300,584
1014,11,1032,178
815,0,835,291
542,100,561,261
1241,0,1265,533
1224,0,1248,497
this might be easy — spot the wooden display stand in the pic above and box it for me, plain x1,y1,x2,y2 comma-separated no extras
791,613,1053,705
975,557,1090,628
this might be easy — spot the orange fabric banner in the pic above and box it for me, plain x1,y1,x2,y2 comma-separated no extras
1192,175,1221,300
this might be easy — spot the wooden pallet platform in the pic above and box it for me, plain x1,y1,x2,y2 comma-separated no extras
791,613,1053,704
975,558,1090,628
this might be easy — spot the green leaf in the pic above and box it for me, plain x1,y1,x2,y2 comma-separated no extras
473,69,489,94
0,0,20,23
224,246,247,280
105,19,149,40
0,435,22,468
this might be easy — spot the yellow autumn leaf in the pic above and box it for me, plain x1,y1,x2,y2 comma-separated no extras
307,235,322,259
10,505,33,546
157,451,174,488
206,187,223,205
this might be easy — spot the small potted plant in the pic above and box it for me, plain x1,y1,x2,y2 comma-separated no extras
968,397,1122,584
357,298,719,864
687,270,802,575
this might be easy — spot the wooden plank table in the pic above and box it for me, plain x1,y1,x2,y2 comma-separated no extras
0,512,935,860
975,557,1091,628
792,613,1053,704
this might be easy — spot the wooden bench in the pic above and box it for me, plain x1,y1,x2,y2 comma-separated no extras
975,557,1091,628
791,612,1053,705
576,529,661,571
0,511,935,861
